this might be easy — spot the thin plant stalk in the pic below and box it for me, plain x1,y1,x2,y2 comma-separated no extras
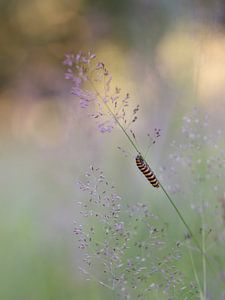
201,206,207,299
88,79,140,154
88,73,225,291
188,245,204,300
88,78,201,252
159,183,201,251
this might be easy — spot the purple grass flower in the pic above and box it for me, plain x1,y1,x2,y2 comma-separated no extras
64,68,74,80
64,50,139,133
63,53,75,66
98,122,114,133
75,166,195,299
114,222,124,234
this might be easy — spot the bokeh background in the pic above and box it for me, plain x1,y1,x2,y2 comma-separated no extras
1,0,225,299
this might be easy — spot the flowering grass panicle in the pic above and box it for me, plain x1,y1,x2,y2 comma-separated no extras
168,109,224,194
65,51,225,298
75,166,197,299
64,51,139,134
157,109,225,295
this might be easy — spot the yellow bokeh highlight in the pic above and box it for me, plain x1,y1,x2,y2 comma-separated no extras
197,32,225,104
156,28,196,82
156,25,225,108
96,43,137,96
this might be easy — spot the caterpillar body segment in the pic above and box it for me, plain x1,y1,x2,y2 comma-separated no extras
136,155,160,188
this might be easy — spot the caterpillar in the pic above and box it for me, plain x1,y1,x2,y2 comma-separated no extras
136,155,160,188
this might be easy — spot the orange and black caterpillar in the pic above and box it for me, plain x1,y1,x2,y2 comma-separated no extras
136,155,160,188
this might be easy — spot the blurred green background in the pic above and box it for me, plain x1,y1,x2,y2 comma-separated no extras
1,0,225,299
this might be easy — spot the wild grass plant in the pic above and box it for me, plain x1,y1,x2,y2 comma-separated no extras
65,51,225,299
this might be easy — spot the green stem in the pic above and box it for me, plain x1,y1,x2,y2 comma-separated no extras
105,101,140,153
88,77,200,251
188,245,204,299
159,182,201,251
201,206,207,299
88,79,140,154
